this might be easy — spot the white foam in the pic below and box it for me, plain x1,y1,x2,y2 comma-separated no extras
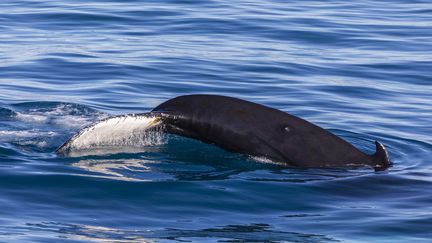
53,115,98,129
60,114,165,152
0,130,36,138
0,130,57,140
15,112,48,123
14,104,105,128
18,140,49,148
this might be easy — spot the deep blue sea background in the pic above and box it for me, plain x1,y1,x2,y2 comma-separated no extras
1,0,431,242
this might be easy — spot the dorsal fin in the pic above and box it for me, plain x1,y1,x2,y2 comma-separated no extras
373,141,390,170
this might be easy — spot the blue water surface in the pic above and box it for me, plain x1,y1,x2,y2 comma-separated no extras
1,0,431,242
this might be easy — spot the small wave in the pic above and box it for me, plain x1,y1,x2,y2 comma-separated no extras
0,107,16,120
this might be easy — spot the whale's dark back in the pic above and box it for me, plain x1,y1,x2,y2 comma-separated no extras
153,94,389,168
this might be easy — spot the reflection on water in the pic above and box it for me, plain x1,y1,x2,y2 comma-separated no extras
72,153,374,183
64,142,165,158
73,158,162,182
2,222,337,243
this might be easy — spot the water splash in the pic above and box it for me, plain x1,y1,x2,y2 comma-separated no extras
0,102,106,150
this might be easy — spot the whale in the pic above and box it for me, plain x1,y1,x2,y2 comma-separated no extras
57,94,390,170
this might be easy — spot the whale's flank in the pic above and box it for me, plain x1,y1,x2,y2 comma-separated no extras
57,94,390,170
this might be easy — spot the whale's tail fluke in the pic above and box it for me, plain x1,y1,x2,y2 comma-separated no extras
373,141,391,171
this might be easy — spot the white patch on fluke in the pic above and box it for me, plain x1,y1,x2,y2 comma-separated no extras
59,114,165,154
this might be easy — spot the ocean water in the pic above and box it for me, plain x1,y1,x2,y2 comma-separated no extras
0,0,431,242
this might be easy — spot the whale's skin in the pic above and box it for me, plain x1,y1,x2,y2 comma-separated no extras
152,94,390,169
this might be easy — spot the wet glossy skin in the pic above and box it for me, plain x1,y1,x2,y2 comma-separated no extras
153,94,390,169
